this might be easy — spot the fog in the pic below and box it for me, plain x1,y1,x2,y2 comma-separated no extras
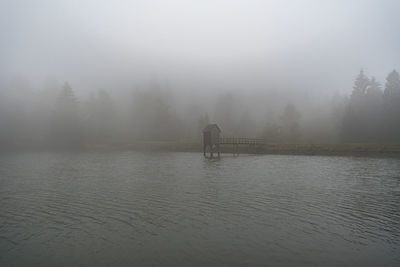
1,0,400,148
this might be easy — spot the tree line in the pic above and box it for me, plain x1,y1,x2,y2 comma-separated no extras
342,70,400,142
0,69,399,149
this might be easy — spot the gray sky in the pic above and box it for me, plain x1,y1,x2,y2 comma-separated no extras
1,0,399,93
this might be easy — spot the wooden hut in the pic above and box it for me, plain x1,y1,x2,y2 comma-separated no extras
203,124,221,157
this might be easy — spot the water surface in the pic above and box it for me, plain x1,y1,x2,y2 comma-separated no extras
1,152,400,266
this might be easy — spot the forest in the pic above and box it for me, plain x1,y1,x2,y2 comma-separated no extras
0,69,399,149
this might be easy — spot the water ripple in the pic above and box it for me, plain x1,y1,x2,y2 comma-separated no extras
0,152,399,266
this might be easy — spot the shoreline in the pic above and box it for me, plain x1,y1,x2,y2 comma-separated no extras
2,142,400,158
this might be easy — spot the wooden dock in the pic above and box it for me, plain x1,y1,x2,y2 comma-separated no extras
203,124,264,157
219,137,264,156
219,137,264,145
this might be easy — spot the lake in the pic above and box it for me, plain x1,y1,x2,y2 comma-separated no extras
0,151,399,266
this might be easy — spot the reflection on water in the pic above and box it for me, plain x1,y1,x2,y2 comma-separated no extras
0,152,400,266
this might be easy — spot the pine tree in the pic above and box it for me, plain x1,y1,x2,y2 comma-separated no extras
383,70,400,141
50,82,83,148
342,70,370,142
366,77,382,98
384,70,400,109
350,69,369,108
56,82,79,115
365,77,384,141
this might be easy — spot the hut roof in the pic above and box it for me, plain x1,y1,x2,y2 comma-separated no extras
203,124,221,133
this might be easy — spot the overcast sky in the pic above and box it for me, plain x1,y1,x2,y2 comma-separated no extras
1,0,399,93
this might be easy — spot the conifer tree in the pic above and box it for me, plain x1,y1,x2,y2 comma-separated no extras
350,69,369,108
50,82,83,148
342,70,370,141
383,70,400,141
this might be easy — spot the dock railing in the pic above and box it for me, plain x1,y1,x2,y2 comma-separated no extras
219,137,264,145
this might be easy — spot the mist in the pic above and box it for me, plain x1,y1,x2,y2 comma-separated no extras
3,2,400,266
1,0,400,148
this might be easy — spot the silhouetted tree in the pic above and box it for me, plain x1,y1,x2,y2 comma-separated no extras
384,70,400,107
351,70,369,104
383,70,400,141
365,77,384,141
342,70,370,142
131,83,184,141
49,82,83,148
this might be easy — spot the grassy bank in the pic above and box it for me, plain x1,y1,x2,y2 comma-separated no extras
252,143,400,157
4,142,400,157
99,141,400,157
